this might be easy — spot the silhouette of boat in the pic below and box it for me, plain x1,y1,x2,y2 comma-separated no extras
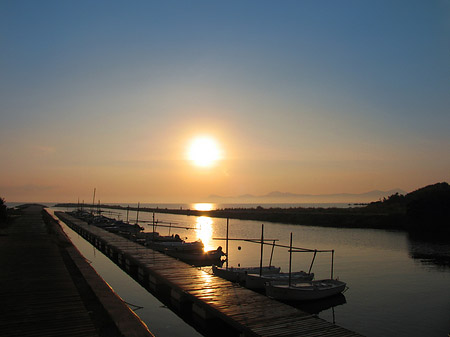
265,279,346,301
245,271,314,289
212,265,281,282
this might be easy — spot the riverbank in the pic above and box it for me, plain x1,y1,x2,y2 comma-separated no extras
54,202,407,230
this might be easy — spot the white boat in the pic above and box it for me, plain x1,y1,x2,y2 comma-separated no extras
265,279,346,301
212,265,281,282
245,271,314,290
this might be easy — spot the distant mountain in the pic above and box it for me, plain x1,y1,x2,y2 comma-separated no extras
207,188,407,203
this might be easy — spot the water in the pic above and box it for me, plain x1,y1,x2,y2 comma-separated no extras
52,205,450,337
49,209,203,337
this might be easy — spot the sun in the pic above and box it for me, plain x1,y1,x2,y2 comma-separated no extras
187,136,222,167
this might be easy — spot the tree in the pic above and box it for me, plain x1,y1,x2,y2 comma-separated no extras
0,197,8,224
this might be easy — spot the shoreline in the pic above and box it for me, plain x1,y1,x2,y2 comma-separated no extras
54,203,407,231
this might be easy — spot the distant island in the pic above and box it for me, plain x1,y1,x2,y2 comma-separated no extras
207,188,406,203
55,182,450,234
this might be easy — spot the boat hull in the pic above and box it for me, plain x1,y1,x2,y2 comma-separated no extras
265,279,346,301
212,265,281,282
245,271,314,290
166,249,224,267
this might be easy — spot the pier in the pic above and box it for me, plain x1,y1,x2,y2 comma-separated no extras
0,205,154,337
56,211,363,337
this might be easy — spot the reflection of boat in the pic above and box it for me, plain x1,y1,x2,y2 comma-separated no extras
212,265,281,282
245,271,314,290
265,279,347,301
288,293,347,315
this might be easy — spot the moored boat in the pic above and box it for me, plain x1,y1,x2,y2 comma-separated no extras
167,248,225,267
245,271,314,290
146,239,204,252
265,279,346,301
212,265,281,282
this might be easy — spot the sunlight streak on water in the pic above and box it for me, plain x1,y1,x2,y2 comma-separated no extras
194,216,215,251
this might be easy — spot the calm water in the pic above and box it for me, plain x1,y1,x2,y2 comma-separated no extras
52,206,450,337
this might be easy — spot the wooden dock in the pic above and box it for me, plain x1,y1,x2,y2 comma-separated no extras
56,211,363,337
0,205,153,337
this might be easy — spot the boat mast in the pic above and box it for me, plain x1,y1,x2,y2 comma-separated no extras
308,250,317,275
91,187,96,214
268,240,276,268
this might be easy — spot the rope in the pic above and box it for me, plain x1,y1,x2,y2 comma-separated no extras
124,301,144,311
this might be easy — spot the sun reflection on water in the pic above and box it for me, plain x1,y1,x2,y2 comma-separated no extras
195,216,214,251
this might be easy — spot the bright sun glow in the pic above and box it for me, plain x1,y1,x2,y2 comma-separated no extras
193,203,215,211
187,136,222,167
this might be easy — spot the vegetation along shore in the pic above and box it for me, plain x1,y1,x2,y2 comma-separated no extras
55,182,450,234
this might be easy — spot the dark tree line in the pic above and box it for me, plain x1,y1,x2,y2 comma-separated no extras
0,197,8,224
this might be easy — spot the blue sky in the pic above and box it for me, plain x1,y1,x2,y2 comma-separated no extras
1,0,449,202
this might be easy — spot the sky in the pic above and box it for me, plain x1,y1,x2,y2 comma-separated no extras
1,0,449,203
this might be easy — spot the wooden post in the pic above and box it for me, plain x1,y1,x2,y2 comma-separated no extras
331,250,335,279
259,224,264,276
126,205,129,223
226,218,229,270
136,202,140,224
152,212,155,236
289,232,292,287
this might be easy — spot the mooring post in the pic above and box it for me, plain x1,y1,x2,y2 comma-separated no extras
289,232,293,287
136,202,140,224
331,250,335,279
259,224,264,276
226,218,229,270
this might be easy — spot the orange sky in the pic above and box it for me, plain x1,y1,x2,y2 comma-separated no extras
1,1,449,203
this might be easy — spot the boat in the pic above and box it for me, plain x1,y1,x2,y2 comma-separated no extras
167,248,226,267
146,239,204,252
212,265,281,282
265,279,346,301
147,238,226,266
245,271,314,290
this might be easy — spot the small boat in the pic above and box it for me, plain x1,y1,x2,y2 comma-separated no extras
245,271,314,290
265,279,346,301
147,238,226,266
167,248,226,267
146,239,204,252
212,265,281,282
